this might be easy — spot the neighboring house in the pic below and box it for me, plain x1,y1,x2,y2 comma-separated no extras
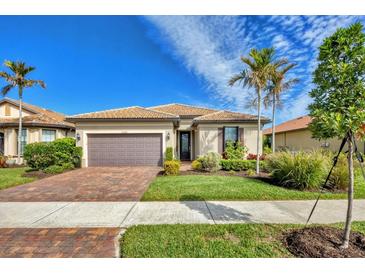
66,103,269,167
263,115,365,153
0,98,75,160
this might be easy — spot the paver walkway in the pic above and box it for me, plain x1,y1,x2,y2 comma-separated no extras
1,200,365,228
0,167,160,202
0,228,121,258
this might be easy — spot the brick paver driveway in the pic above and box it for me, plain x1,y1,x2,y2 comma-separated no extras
0,167,160,202
0,228,121,258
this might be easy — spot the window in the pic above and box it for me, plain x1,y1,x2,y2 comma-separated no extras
16,129,27,155
224,127,238,148
42,129,56,142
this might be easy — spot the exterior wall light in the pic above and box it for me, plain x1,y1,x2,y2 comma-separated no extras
76,133,81,141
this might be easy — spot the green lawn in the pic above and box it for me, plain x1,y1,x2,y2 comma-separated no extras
0,168,36,190
142,174,365,201
120,222,365,258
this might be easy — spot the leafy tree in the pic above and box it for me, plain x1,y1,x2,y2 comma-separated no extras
264,63,299,153
309,22,365,249
0,61,46,164
229,48,286,173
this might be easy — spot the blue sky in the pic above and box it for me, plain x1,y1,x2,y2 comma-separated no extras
0,16,364,124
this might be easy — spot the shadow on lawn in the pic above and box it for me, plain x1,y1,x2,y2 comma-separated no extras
179,195,253,223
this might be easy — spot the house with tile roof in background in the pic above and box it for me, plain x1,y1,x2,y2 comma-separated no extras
263,115,365,153
66,103,270,167
0,98,75,162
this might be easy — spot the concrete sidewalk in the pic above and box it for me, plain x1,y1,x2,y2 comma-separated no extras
1,200,365,228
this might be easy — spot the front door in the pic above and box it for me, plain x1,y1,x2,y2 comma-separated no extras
180,132,191,161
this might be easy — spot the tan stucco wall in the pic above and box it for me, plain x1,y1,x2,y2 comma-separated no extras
2,127,71,157
272,129,365,153
196,123,263,157
0,102,32,118
74,121,175,167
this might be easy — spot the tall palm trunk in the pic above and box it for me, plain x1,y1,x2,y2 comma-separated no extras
341,134,354,249
271,94,276,153
17,90,23,165
256,89,261,174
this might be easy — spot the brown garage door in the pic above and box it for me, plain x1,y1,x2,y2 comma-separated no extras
87,133,162,166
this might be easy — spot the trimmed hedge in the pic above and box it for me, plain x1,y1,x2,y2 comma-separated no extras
23,137,82,170
164,160,181,176
220,159,267,171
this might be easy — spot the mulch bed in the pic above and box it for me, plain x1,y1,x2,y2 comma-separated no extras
284,226,365,258
22,170,54,180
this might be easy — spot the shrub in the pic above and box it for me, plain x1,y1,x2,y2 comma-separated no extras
0,155,7,168
191,160,202,171
61,162,75,170
329,153,349,190
220,159,267,171
247,153,266,160
165,147,173,161
199,152,222,172
23,142,54,170
44,165,65,174
52,138,82,167
164,160,180,175
263,146,272,155
246,169,256,176
224,141,247,160
266,151,330,190
23,137,82,170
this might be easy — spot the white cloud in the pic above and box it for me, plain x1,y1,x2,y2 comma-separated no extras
145,15,365,124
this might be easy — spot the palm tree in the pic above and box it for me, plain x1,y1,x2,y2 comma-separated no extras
0,60,46,164
264,63,299,153
229,48,285,174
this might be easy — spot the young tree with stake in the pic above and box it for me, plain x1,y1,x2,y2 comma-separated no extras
309,22,365,249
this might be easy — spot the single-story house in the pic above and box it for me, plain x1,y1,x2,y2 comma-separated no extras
66,103,269,167
0,98,75,160
263,115,365,152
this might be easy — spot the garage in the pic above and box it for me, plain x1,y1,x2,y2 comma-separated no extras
87,133,163,166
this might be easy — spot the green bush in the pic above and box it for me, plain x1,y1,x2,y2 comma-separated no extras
220,159,267,171
61,162,75,170
224,141,248,160
44,165,65,174
23,142,54,170
263,146,272,155
191,160,202,171
266,151,330,190
246,169,256,176
199,152,222,172
165,147,173,161
23,137,82,170
164,160,180,175
52,138,82,167
329,153,349,190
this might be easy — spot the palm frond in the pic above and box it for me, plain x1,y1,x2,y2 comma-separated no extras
228,70,247,87
1,84,14,96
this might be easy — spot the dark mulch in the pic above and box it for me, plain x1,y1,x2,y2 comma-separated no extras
22,170,53,180
284,226,365,258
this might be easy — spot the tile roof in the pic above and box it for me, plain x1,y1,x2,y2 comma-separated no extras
149,103,217,117
193,110,268,123
0,98,74,129
263,115,311,135
67,106,179,120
